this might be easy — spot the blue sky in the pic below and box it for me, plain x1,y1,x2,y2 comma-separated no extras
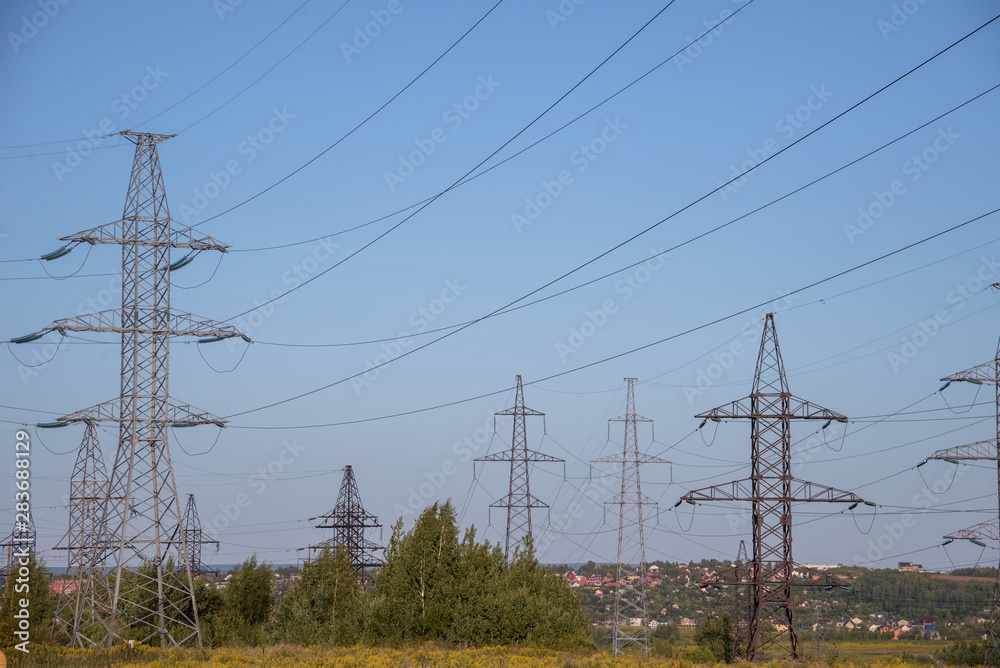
1,0,1000,573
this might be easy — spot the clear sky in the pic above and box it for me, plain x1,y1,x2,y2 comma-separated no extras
1,0,999,574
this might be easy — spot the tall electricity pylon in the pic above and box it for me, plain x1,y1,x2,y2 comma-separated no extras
52,422,112,647
681,314,871,660
591,378,667,657
182,494,219,578
0,498,35,578
475,375,564,561
15,131,247,647
733,540,752,661
926,291,1000,666
308,466,383,577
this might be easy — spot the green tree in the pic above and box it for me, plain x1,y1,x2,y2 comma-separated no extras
0,553,57,652
695,616,734,663
214,555,273,645
273,545,363,645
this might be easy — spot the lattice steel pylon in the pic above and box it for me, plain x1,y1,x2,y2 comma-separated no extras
681,314,871,661
733,540,752,661
926,289,1000,666
308,466,383,577
475,375,564,561
52,422,112,647
182,495,219,578
14,131,247,647
591,378,667,657
0,496,36,579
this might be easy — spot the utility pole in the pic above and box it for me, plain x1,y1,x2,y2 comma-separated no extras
475,375,564,561
681,314,871,660
52,422,112,647
14,131,247,647
592,378,667,657
0,497,35,579
182,494,219,578
308,465,383,578
926,288,1000,666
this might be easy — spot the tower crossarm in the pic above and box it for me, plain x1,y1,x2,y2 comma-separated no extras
24,309,249,340
475,449,564,463
681,478,868,504
928,439,1000,461
55,398,227,427
944,518,1000,542
941,363,1000,385
696,394,848,421
59,219,229,252
489,494,552,510
592,452,670,465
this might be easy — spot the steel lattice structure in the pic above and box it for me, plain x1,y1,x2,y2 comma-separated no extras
927,296,1000,666
733,540,752,661
0,496,36,578
475,375,564,561
182,494,219,578
681,314,870,660
592,378,667,657
308,466,383,576
52,422,113,647
16,131,246,647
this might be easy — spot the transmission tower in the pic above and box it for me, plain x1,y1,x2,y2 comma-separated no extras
733,540,751,661
182,494,219,578
14,131,247,647
0,498,35,579
925,290,1000,665
52,421,112,647
681,314,871,660
591,378,667,657
475,375,564,560
308,466,383,576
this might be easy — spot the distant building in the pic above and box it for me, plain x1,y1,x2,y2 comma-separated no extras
898,562,923,572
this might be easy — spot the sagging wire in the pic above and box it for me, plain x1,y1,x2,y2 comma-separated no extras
916,457,960,495
674,499,697,532
37,243,92,280
698,417,721,447
170,425,224,457
173,251,225,289
847,501,877,535
6,339,65,368
33,424,78,456
939,380,983,414
196,337,252,374
821,419,848,452
940,541,958,571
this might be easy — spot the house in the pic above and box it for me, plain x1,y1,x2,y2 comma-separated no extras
898,562,923,572
919,616,936,630
679,618,697,627
50,580,78,595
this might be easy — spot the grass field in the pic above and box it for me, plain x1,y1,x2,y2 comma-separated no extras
1,642,965,668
